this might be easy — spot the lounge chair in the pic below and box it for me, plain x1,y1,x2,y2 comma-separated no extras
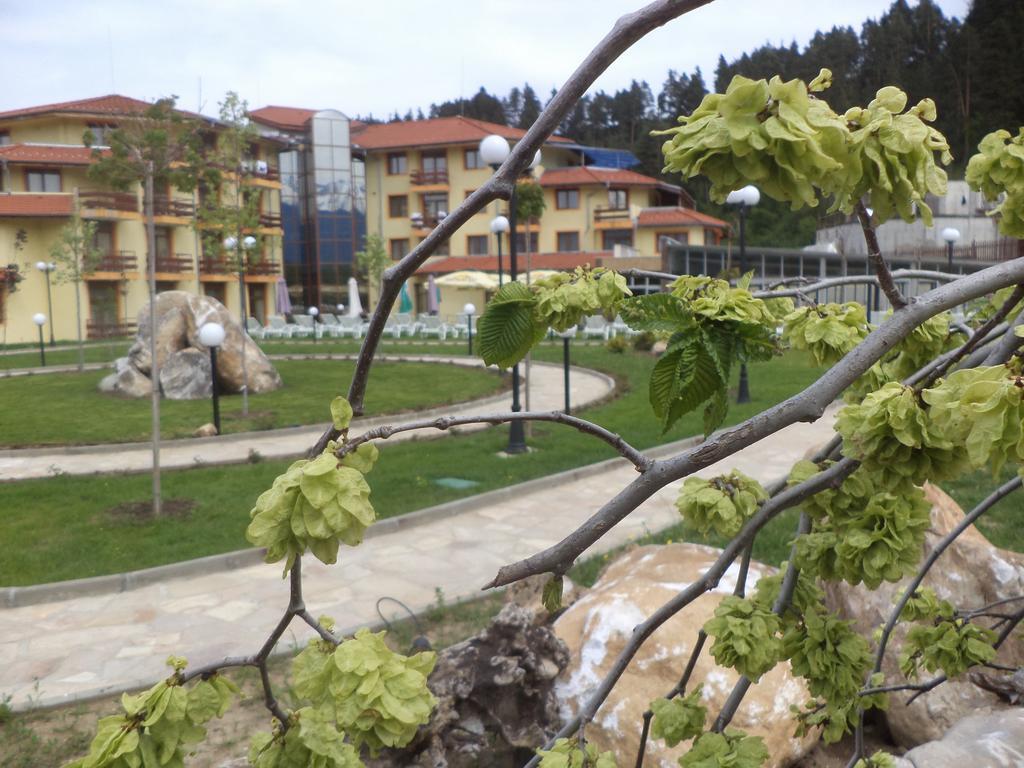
417,315,449,340
292,315,316,338
394,312,414,337
265,316,294,339
245,317,267,340
581,315,611,341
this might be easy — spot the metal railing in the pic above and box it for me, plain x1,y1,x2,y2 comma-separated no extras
79,190,138,213
88,250,138,273
258,212,282,228
198,257,234,275
153,195,195,217
86,320,137,339
893,238,1024,263
594,206,631,222
410,169,449,185
155,253,194,273
246,258,281,276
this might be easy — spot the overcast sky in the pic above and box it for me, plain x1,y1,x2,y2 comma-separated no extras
3,0,968,121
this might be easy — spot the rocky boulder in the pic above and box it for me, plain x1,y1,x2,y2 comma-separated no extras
553,544,818,767
895,708,1024,767
99,291,282,400
823,483,1024,747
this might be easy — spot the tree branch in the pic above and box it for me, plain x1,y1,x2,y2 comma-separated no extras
855,201,907,310
337,410,653,472
751,269,959,300
487,258,1024,591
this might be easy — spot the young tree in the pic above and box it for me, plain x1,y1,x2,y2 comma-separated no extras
354,233,389,309
87,96,204,518
47,209,102,371
65,4,1024,767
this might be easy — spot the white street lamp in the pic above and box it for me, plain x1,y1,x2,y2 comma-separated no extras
308,305,320,344
726,185,760,405
942,227,960,272
479,134,511,167
490,215,510,287
198,322,226,435
726,185,761,208
35,261,56,345
31,312,47,366
463,302,477,356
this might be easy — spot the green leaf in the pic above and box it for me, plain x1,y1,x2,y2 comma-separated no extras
542,575,564,613
330,397,354,431
650,687,706,747
618,293,694,334
477,283,545,369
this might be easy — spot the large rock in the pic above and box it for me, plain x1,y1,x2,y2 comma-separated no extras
367,603,569,768
159,348,212,400
98,357,152,398
896,708,1024,767
823,483,1024,747
101,291,281,398
553,544,818,767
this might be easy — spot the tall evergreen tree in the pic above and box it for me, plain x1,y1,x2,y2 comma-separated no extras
518,84,542,129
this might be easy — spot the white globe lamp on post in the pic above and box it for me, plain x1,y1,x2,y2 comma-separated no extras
726,185,760,404
490,215,510,286
31,312,47,366
198,322,226,435
463,302,477,356
308,305,320,344
942,227,960,272
35,261,56,346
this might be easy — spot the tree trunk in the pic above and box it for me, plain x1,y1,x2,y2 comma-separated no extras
145,166,162,517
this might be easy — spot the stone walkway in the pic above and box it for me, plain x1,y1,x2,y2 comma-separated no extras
0,356,613,480
0,402,839,710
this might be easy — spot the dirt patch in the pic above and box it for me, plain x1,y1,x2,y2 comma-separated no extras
105,498,196,524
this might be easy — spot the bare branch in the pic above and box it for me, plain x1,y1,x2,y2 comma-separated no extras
855,201,907,309
297,609,341,645
487,258,1024,590
180,656,257,685
983,306,1024,365
337,410,653,472
752,269,960,300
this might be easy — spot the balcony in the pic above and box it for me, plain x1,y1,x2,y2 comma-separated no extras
155,253,194,273
594,206,632,222
258,212,282,228
246,257,281,276
199,257,235,275
80,190,138,213
153,195,195,218
87,320,137,340
88,250,138,274
410,169,449,185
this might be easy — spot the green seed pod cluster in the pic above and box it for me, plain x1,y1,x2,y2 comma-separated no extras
897,587,955,623
535,737,618,768
249,708,364,768
67,659,238,768
290,627,437,757
656,70,849,209
837,382,966,485
853,751,898,768
782,303,869,366
679,729,770,768
899,618,997,680
966,127,1024,237
751,568,824,628
649,686,707,748
669,275,775,327
533,267,631,332
923,364,1024,475
787,461,880,525
246,445,378,574
676,470,769,538
841,88,951,225
704,596,783,682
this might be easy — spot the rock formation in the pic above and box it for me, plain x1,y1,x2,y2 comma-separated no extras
99,291,281,400
553,544,819,767
823,483,1024,747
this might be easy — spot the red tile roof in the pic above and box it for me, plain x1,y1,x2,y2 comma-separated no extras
351,116,572,151
0,94,204,122
0,193,73,217
637,206,729,229
248,105,318,132
539,166,667,188
418,252,613,274
0,144,105,166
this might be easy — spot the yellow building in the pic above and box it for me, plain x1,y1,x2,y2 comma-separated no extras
348,115,727,320
0,95,284,345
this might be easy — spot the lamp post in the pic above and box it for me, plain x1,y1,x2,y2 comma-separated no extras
490,215,510,287
198,322,225,435
35,261,56,346
308,305,320,344
224,234,257,415
942,227,960,273
463,302,476,356
32,313,46,366
559,329,574,414
726,185,760,405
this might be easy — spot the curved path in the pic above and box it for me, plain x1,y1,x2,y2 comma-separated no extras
0,356,615,480
0,401,839,710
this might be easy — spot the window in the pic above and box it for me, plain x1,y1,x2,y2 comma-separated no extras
421,151,447,173
390,238,410,260
86,123,117,147
203,282,227,305
88,282,120,327
26,170,61,192
422,192,448,222
556,188,579,209
0,131,10,146
464,148,484,170
154,226,173,264
602,229,633,250
515,231,539,253
388,195,408,218
387,153,407,175
657,232,687,252
467,235,488,255
608,188,628,210
557,232,580,252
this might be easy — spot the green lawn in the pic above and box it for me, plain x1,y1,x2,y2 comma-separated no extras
0,358,504,447
0,346,827,585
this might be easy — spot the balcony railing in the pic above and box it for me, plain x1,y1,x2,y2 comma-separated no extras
246,258,281,276
199,257,234,275
153,195,195,217
87,320,137,340
892,238,1024,263
594,206,631,222
155,253,194,273
410,169,449,185
80,190,138,213
258,212,282,228
88,250,138,273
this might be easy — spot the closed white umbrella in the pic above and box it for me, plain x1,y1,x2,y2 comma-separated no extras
435,270,499,290
347,277,363,317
